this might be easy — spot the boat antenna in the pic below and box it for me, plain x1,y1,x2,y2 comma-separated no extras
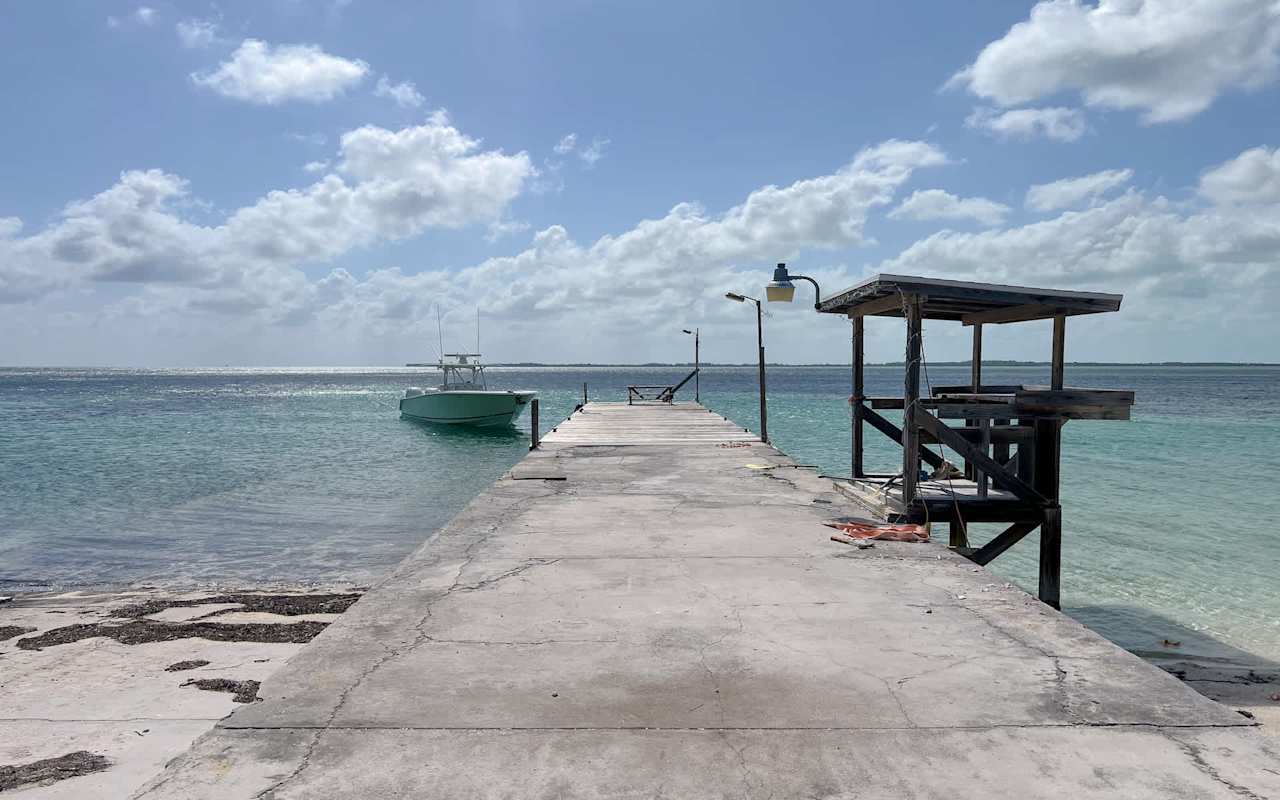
475,307,480,357
436,304,444,365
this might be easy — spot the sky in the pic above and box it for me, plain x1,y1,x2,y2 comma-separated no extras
3,0,1280,366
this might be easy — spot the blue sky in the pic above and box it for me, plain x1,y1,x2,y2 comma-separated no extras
3,1,1280,365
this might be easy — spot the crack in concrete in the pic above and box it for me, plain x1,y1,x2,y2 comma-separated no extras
247,487,564,798
1163,732,1267,800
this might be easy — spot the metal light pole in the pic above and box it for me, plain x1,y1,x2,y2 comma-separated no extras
725,293,768,444
681,328,700,402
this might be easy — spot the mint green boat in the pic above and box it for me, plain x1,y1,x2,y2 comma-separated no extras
400,354,535,427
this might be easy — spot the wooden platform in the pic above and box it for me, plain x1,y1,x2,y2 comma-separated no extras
833,475,1039,523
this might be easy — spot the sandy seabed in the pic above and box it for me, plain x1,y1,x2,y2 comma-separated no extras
0,587,361,798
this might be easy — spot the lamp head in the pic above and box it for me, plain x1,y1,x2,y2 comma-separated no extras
765,262,796,303
681,329,693,335
724,292,746,303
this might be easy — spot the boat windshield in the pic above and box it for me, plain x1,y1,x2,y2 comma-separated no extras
438,354,487,390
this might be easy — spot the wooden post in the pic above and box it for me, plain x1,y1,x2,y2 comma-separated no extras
1040,504,1062,609
1039,314,1066,607
971,323,983,391
756,299,769,444
582,382,588,406
852,316,865,478
1034,418,1062,608
965,324,983,480
948,519,969,549
1051,315,1066,390
901,296,922,505
529,399,540,450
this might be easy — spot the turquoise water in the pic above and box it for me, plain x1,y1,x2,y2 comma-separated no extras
1,365,1278,671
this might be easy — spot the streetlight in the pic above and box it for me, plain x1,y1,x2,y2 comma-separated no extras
724,292,768,444
765,262,822,309
681,328,700,402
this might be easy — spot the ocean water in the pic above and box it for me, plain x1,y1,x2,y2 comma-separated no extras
1,365,1278,672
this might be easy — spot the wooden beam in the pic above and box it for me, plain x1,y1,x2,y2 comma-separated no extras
949,519,970,549
847,294,906,318
962,303,1073,326
861,406,947,470
915,411,1050,506
1051,315,1066,390
969,521,1040,566
902,297,923,503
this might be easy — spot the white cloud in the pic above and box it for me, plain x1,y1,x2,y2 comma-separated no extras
485,219,532,242
950,0,1280,123
135,6,157,25
303,160,330,173
965,106,1087,142
374,75,425,108
191,39,370,104
1026,168,1134,212
878,190,1280,330
1199,146,1280,205
889,189,1009,226
288,132,327,146
176,18,219,49
0,137,946,358
554,133,577,155
0,114,531,304
579,136,609,166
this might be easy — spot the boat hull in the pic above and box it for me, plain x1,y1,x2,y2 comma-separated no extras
399,390,535,427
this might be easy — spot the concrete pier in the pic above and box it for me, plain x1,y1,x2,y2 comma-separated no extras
137,403,1280,798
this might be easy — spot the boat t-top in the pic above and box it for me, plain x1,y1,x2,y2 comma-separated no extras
400,353,536,427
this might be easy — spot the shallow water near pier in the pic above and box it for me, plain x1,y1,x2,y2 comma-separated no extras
2,364,1278,674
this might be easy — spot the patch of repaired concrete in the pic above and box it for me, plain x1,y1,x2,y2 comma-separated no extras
15,620,327,651
114,593,361,619
0,750,111,791
0,625,35,642
165,659,211,672
180,678,260,704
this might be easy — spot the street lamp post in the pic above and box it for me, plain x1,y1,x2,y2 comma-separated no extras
681,328,700,402
724,292,768,444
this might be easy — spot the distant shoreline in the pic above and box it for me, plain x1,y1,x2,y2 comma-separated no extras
4,361,1280,369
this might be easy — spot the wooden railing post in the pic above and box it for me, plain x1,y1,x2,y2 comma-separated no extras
852,316,865,478
529,399,540,450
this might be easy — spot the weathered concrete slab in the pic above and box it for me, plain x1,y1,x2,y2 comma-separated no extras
134,403,1280,798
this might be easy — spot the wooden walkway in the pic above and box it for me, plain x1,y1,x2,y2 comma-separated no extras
137,402,1280,798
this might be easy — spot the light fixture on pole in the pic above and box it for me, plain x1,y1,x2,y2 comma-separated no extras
681,328,700,402
724,292,768,444
765,262,822,309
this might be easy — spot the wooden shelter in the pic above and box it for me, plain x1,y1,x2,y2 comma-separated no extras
817,274,1134,608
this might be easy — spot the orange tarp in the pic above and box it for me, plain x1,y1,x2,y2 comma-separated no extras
824,521,930,543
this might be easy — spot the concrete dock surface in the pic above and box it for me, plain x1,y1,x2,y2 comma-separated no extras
135,403,1280,798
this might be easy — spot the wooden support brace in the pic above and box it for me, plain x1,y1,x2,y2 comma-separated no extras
915,412,1050,505
969,521,1040,566
861,406,947,470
